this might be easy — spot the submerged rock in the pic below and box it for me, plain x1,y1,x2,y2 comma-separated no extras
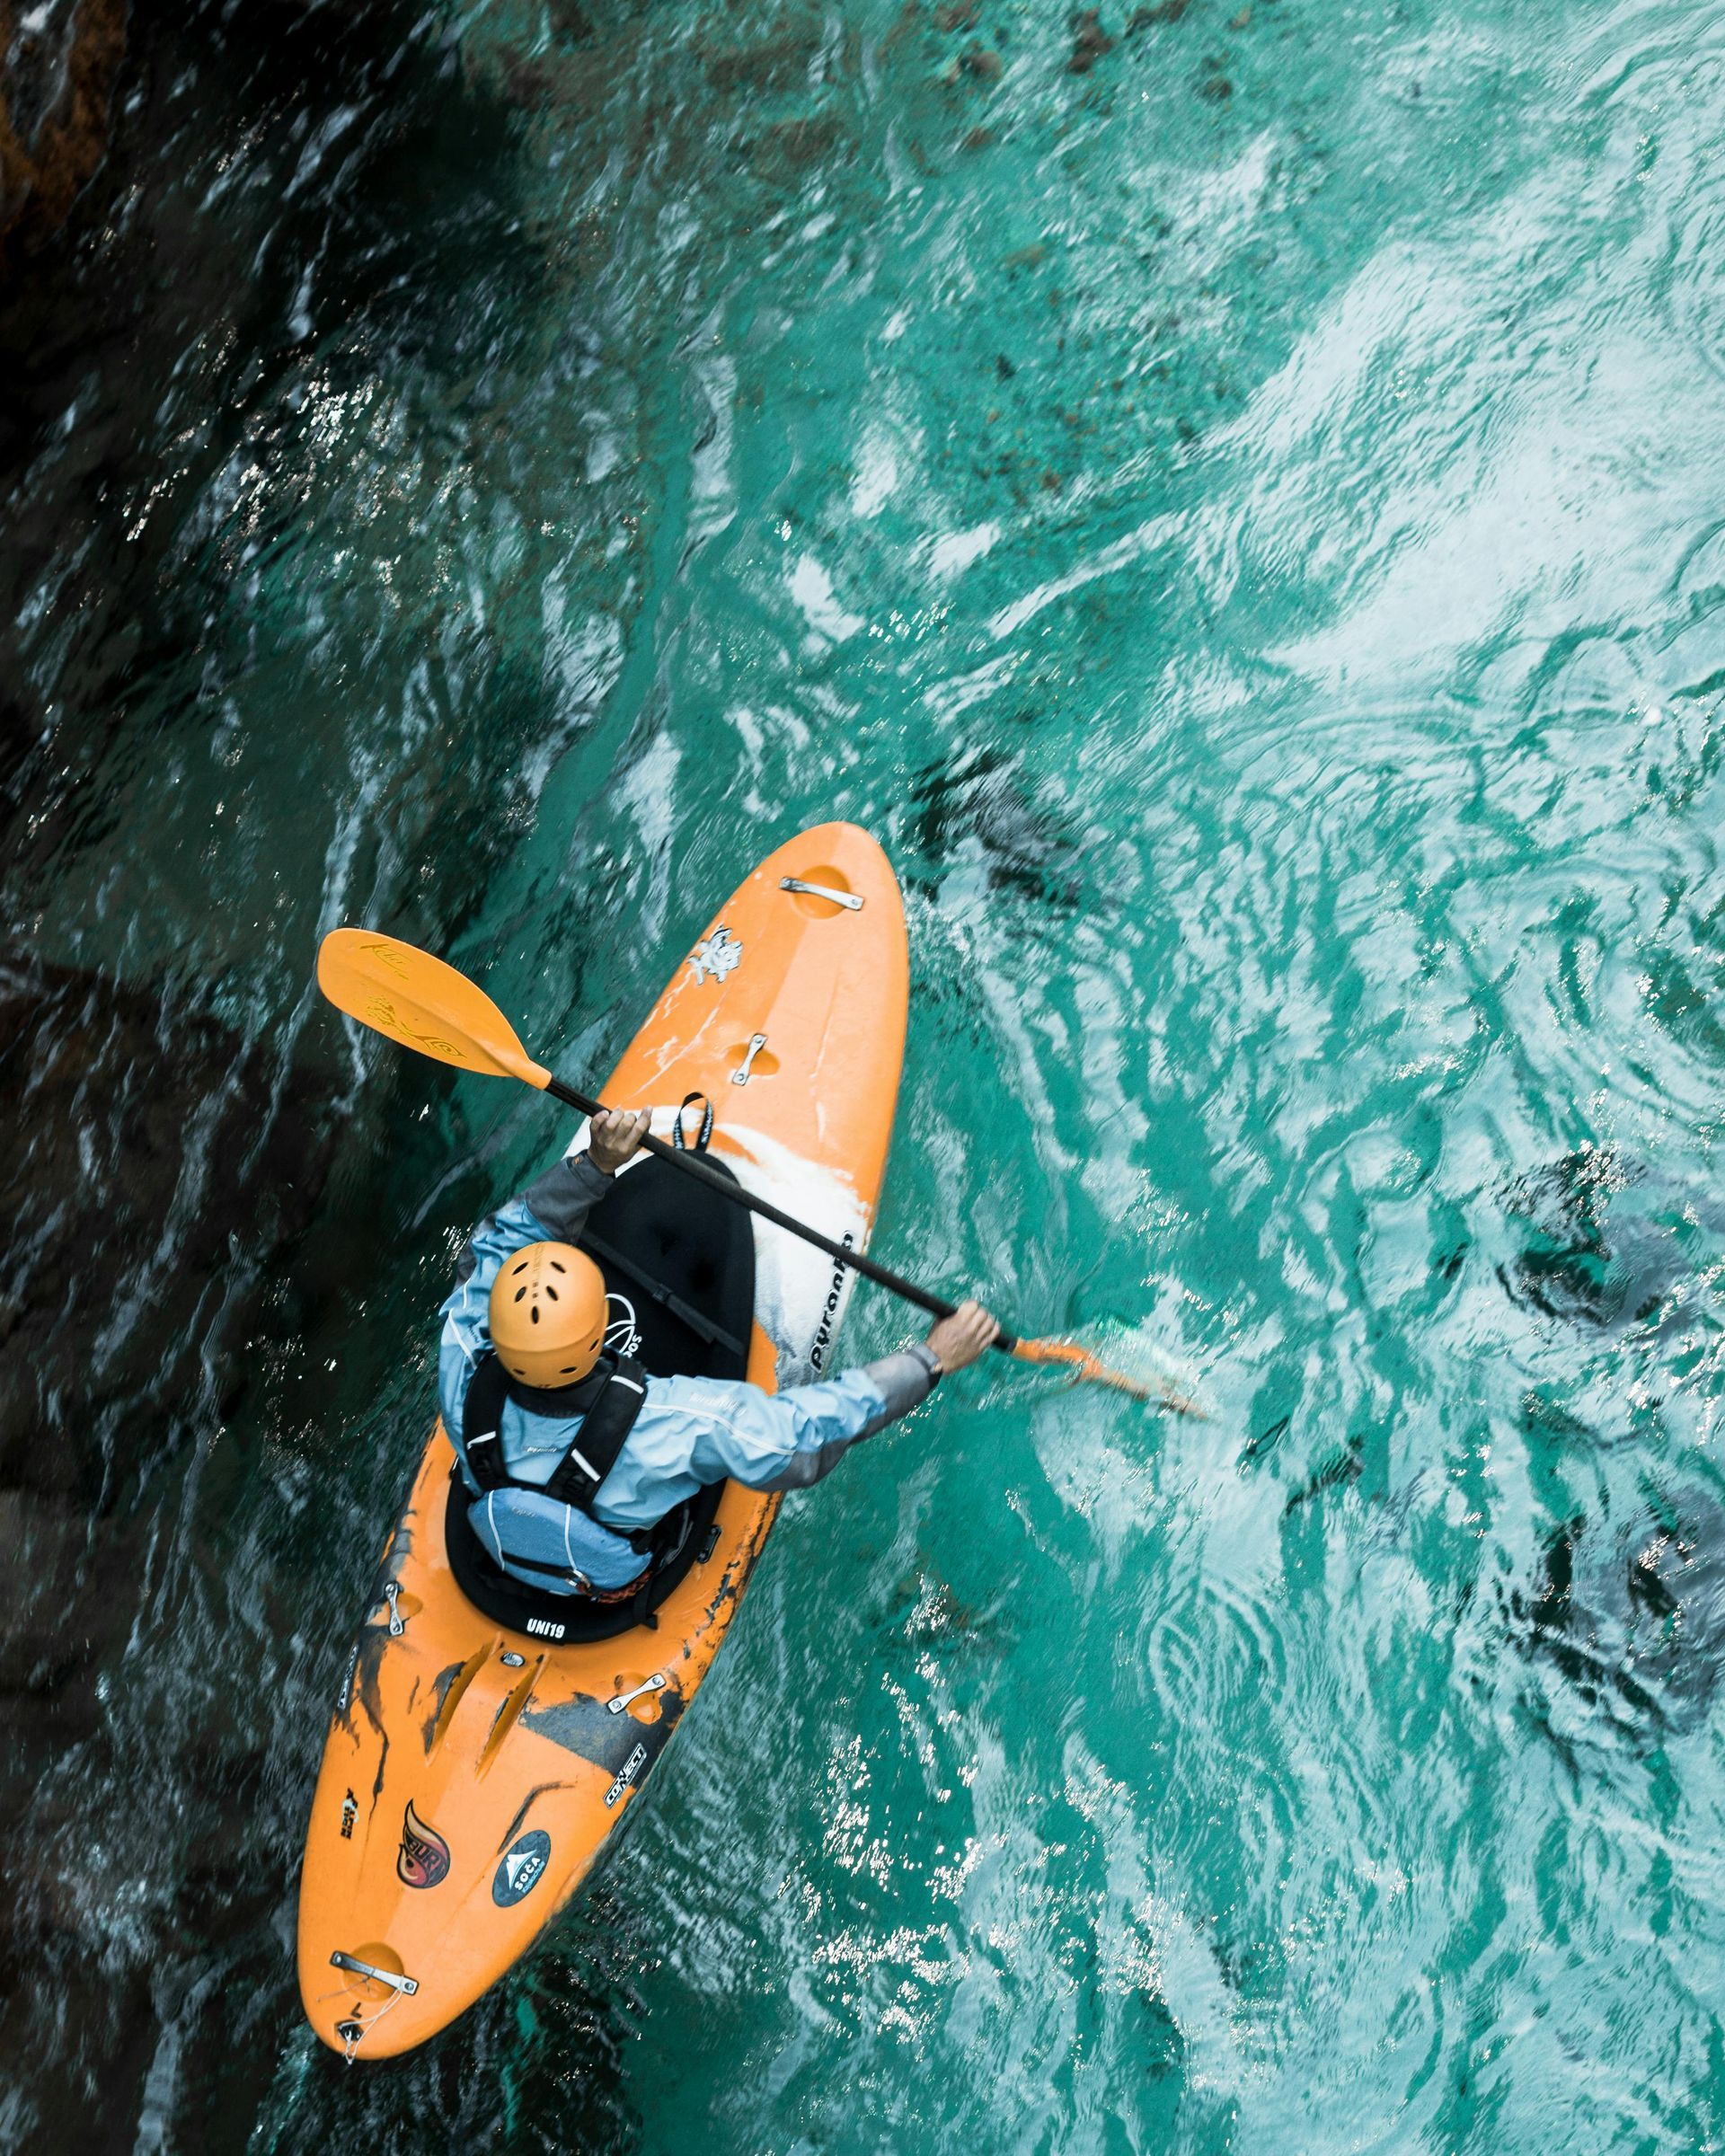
1514,1489,1725,1736
1067,8,1116,72
909,747,1087,910
1502,1148,1725,1336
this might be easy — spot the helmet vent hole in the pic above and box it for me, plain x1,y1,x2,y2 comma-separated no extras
514,1286,527,1303
551,1259,566,1274
530,1308,540,1325
544,1285,558,1301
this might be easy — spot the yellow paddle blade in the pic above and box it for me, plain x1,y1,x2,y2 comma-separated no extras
315,929,553,1088
1011,1336,1208,1417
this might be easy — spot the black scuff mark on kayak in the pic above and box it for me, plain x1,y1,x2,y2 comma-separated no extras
522,1687,686,1775
371,1729,389,1806
344,1621,393,1742
383,1509,415,1576
333,1639,360,1723
701,1569,742,1631
696,1525,774,1632
332,1625,394,1805
335,1505,415,1744
496,1780,577,1854
423,1660,466,1754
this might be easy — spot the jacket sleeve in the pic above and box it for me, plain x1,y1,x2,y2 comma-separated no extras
437,1153,615,1436
661,1348,941,1494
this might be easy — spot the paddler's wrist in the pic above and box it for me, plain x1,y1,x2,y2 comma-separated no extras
919,1299,1001,1375
906,1340,942,1390
563,1151,615,1197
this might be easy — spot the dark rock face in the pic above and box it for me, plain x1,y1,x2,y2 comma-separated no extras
0,0,124,274
0,950,340,1499
0,946,344,2143
0,2,602,2122
0,938,342,1716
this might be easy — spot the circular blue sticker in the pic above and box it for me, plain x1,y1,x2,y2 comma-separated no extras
492,1830,551,1907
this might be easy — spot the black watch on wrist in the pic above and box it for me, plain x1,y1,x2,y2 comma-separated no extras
907,1340,943,1390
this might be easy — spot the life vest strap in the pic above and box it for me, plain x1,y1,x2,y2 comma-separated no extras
459,1350,649,1518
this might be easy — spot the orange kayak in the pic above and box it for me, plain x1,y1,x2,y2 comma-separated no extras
296,823,907,2057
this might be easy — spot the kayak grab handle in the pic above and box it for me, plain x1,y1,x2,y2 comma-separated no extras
330,1951,419,1996
606,1674,667,1716
731,1033,769,1084
779,876,863,911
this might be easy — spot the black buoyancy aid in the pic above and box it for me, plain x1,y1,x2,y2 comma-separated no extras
460,1350,650,1529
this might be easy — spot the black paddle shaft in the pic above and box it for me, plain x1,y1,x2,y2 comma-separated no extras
547,1077,1021,1356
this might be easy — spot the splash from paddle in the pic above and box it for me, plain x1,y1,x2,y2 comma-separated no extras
316,928,1201,1413
1009,1336,1204,1414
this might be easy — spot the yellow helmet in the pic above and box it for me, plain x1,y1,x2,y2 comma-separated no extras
488,1241,608,1387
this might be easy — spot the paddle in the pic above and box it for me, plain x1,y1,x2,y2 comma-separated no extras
315,928,1200,1411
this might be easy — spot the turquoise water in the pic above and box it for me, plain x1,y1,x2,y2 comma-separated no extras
4,0,1725,2146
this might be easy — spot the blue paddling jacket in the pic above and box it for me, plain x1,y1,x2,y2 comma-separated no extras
438,1150,939,1595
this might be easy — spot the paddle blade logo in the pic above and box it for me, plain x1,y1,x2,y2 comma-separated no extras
360,941,411,978
492,1830,552,1908
397,1800,451,1890
361,997,458,1063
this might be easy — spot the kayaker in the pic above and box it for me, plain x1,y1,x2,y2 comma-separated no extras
439,1106,1000,1602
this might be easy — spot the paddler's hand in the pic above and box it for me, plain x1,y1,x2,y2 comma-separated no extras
588,1106,651,1175
923,1299,1000,1374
